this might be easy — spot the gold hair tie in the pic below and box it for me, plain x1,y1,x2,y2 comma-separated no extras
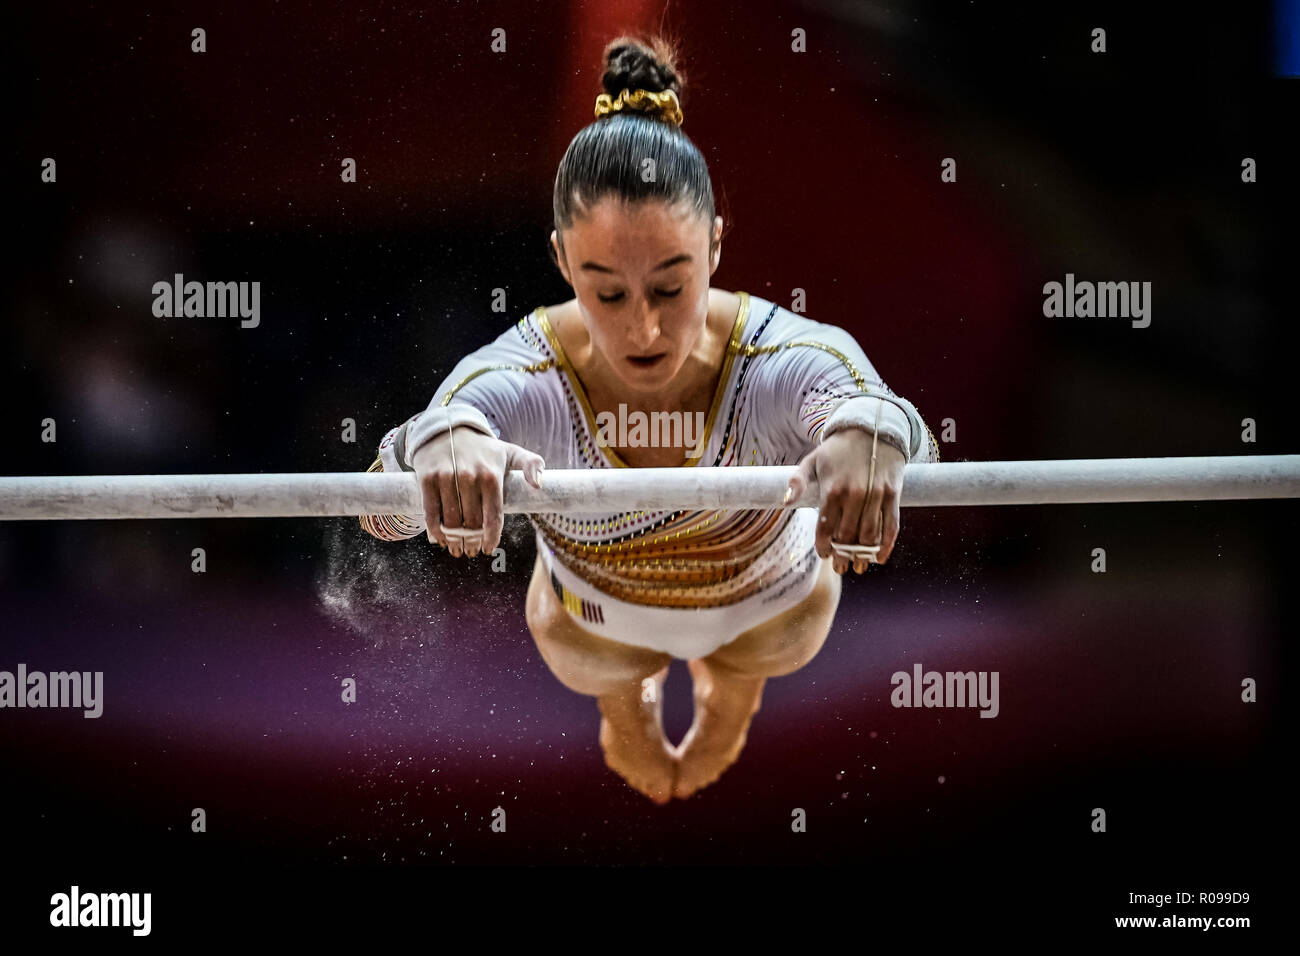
593,88,684,127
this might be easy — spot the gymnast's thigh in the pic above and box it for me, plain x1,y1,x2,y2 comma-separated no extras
524,555,672,694
703,557,843,679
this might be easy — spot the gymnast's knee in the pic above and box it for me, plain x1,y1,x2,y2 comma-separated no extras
706,576,840,680
710,622,831,679
531,623,670,697
526,566,670,697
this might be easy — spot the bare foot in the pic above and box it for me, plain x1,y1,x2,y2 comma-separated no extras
672,658,766,799
596,666,677,805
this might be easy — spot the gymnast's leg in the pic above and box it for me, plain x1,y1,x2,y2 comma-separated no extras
524,555,677,804
673,557,842,799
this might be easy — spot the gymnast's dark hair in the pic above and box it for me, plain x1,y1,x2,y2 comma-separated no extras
551,36,717,250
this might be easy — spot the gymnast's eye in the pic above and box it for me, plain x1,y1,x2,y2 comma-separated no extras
655,287,682,298
597,291,625,303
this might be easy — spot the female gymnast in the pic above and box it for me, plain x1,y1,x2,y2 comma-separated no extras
361,36,939,804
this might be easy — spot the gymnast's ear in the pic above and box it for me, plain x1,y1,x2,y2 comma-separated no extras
708,215,723,274
549,230,573,286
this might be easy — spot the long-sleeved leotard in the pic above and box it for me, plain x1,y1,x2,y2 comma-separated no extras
361,291,939,659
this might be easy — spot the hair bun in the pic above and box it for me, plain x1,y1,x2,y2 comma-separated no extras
601,36,683,99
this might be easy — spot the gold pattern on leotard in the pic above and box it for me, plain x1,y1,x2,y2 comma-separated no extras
528,292,814,608
741,339,942,463
438,358,556,407
535,291,750,470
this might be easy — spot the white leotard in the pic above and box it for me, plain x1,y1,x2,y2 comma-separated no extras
362,291,939,659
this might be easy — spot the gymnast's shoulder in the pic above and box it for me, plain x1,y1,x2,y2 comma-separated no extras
733,292,872,355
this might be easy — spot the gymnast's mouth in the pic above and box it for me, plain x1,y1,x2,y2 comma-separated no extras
625,353,666,368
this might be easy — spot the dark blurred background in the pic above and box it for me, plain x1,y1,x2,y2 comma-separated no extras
2,0,1295,934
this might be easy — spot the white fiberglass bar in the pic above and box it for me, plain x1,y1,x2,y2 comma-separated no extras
0,456,1297,521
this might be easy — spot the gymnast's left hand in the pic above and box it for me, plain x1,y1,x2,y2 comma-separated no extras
785,427,908,574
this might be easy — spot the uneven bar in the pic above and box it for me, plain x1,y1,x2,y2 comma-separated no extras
0,456,1296,520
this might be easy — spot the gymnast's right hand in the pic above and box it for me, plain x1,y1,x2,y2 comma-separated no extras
410,427,546,558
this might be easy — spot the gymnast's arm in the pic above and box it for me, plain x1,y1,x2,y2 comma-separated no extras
763,316,939,567
359,328,549,549
768,319,940,465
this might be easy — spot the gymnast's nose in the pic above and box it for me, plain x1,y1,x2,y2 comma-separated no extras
628,298,661,350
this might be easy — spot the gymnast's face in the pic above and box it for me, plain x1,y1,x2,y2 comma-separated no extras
551,198,723,393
